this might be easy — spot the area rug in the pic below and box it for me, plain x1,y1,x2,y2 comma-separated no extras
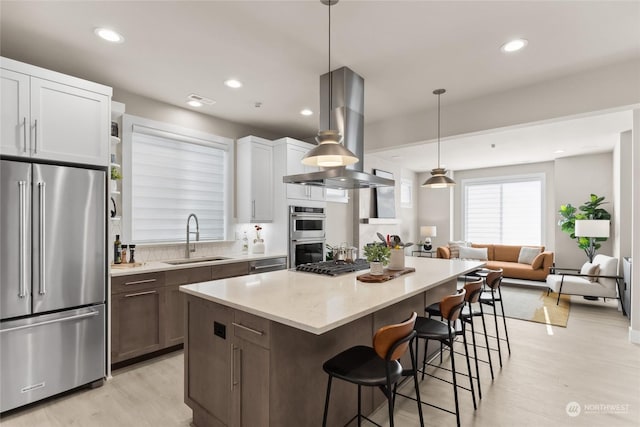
495,285,571,327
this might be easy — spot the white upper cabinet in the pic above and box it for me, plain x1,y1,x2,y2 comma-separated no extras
1,57,112,166
274,137,325,202
237,136,274,223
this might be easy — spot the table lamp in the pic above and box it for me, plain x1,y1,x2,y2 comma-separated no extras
420,226,437,251
574,219,609,263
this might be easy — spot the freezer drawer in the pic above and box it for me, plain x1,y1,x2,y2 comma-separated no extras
0,304,105,412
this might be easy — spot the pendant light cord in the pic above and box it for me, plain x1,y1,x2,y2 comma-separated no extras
328,0,332,131
437,91,440,168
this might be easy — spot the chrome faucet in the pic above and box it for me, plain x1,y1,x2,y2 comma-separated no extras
186,213,200,258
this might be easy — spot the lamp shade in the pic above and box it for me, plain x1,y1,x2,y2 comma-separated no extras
575,219,610,238
302,130,359,167
421,168,455,188
420,226,437,238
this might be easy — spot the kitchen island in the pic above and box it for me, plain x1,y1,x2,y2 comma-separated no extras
180,257,483,427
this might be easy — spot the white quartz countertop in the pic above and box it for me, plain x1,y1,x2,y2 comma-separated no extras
180,257,484,335
110,252,287,277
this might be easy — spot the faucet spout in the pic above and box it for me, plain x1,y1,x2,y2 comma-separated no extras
186,213,200,258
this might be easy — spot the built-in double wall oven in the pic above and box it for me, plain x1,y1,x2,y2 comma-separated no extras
289,206,326,267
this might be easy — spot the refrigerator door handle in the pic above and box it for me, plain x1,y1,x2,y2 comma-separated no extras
18,181,28,298
38,181,46,295
0,310,99,334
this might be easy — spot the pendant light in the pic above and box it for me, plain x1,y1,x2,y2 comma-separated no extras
302,0,359,168
422,88,455,188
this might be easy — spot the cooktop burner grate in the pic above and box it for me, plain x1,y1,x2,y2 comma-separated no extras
296,259,370,276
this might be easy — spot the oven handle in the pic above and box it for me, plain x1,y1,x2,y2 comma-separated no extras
291,238,326,243
290,213,326,219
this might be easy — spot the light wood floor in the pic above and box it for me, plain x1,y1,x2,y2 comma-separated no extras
1,296,638,427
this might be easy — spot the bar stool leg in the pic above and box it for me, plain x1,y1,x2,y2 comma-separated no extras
461,321,477,410
421,337,430,381
498,287,511,355
491,291,503,368
357,385,362,427
449,338,461,427
322,376,332,427
467,313,482,400
409,341,425,427
479,302,495,380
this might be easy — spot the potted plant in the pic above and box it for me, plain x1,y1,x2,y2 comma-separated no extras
363,243,391,275
110,166,122,191
558,194,611,260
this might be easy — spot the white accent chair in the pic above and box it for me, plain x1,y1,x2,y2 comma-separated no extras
546,254,621,305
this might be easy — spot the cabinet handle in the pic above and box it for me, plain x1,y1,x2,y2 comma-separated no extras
251,263,286,271
18,181,27,298
124,278,156,286
231,345,239,391
124,290,157,298
22,117,27,153
232,322,264,336
34,119,38,154
252,200,256,218
38,182,46,295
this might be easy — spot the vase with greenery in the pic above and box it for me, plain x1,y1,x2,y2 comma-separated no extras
558,194,611,261
363,243,391,275
110,166,122,191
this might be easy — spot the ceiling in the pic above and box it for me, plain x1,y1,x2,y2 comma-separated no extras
2,1,638,172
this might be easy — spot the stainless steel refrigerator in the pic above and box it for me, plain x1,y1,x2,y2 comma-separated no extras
0,160,106,412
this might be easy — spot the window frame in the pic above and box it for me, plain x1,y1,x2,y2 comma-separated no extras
460,173,546,246
121,114,234,244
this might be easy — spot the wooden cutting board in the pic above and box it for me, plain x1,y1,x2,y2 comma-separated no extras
357,267,416,283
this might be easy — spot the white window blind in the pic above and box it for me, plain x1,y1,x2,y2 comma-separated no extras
463,176,543,245
127,120,230,243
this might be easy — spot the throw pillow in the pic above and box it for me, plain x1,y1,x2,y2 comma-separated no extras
459,246,488,261
518,246,541,265
531,253,545,270
580,262,601,283
448,241,470,259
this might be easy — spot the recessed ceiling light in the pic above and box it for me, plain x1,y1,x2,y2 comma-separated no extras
554,149,565,154
501,38,528,53
94,28,124,43
187,100,203,108
300,109,313,116
224,79,243,89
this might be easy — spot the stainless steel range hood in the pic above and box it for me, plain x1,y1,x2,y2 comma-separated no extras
283,67,394,189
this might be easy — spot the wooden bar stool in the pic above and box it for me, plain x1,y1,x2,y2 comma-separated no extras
414,290,468,427
480,269,511,367
321,312,424,427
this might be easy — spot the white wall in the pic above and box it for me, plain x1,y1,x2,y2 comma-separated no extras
365,59,640,151
631,109,640,343
554,153,613,268
416,173,454,250
358,155,418,254
325,200,353,248
613,131,633,268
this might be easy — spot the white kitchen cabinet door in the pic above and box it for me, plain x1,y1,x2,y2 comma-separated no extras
237,137,274,223
31,78,110,166
0,69,30,158
285,143,325,202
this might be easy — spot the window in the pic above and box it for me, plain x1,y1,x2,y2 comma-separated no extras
462,174,543,245
122,115,233,243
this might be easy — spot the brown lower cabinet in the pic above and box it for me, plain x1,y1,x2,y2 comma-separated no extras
111,261,252,365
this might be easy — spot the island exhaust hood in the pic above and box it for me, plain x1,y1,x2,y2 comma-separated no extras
283,67,394,189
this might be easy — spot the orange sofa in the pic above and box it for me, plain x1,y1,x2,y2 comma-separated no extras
436,243,554,281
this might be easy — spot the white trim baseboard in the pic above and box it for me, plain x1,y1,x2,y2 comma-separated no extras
628,326,640,344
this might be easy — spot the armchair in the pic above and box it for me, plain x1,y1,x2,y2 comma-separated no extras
546,254,621,306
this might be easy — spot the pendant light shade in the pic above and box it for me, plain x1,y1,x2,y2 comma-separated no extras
302,0,359,168
302,130,359,167
422,88,455,188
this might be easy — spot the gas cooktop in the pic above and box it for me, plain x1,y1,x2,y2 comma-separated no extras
295,259,370,276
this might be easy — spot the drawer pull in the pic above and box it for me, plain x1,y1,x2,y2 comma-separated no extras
124,278,157,286
232,322,264,336
251,263,286,271
124,290,156,298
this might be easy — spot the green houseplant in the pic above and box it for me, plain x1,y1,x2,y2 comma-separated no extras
558,194,611,260
364,243,391,275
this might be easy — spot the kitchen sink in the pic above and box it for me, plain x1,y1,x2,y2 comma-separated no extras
165,256,229,265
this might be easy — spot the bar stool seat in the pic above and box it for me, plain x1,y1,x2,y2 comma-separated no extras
414,316,454,338
322,312,424,427
323,345,403,386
